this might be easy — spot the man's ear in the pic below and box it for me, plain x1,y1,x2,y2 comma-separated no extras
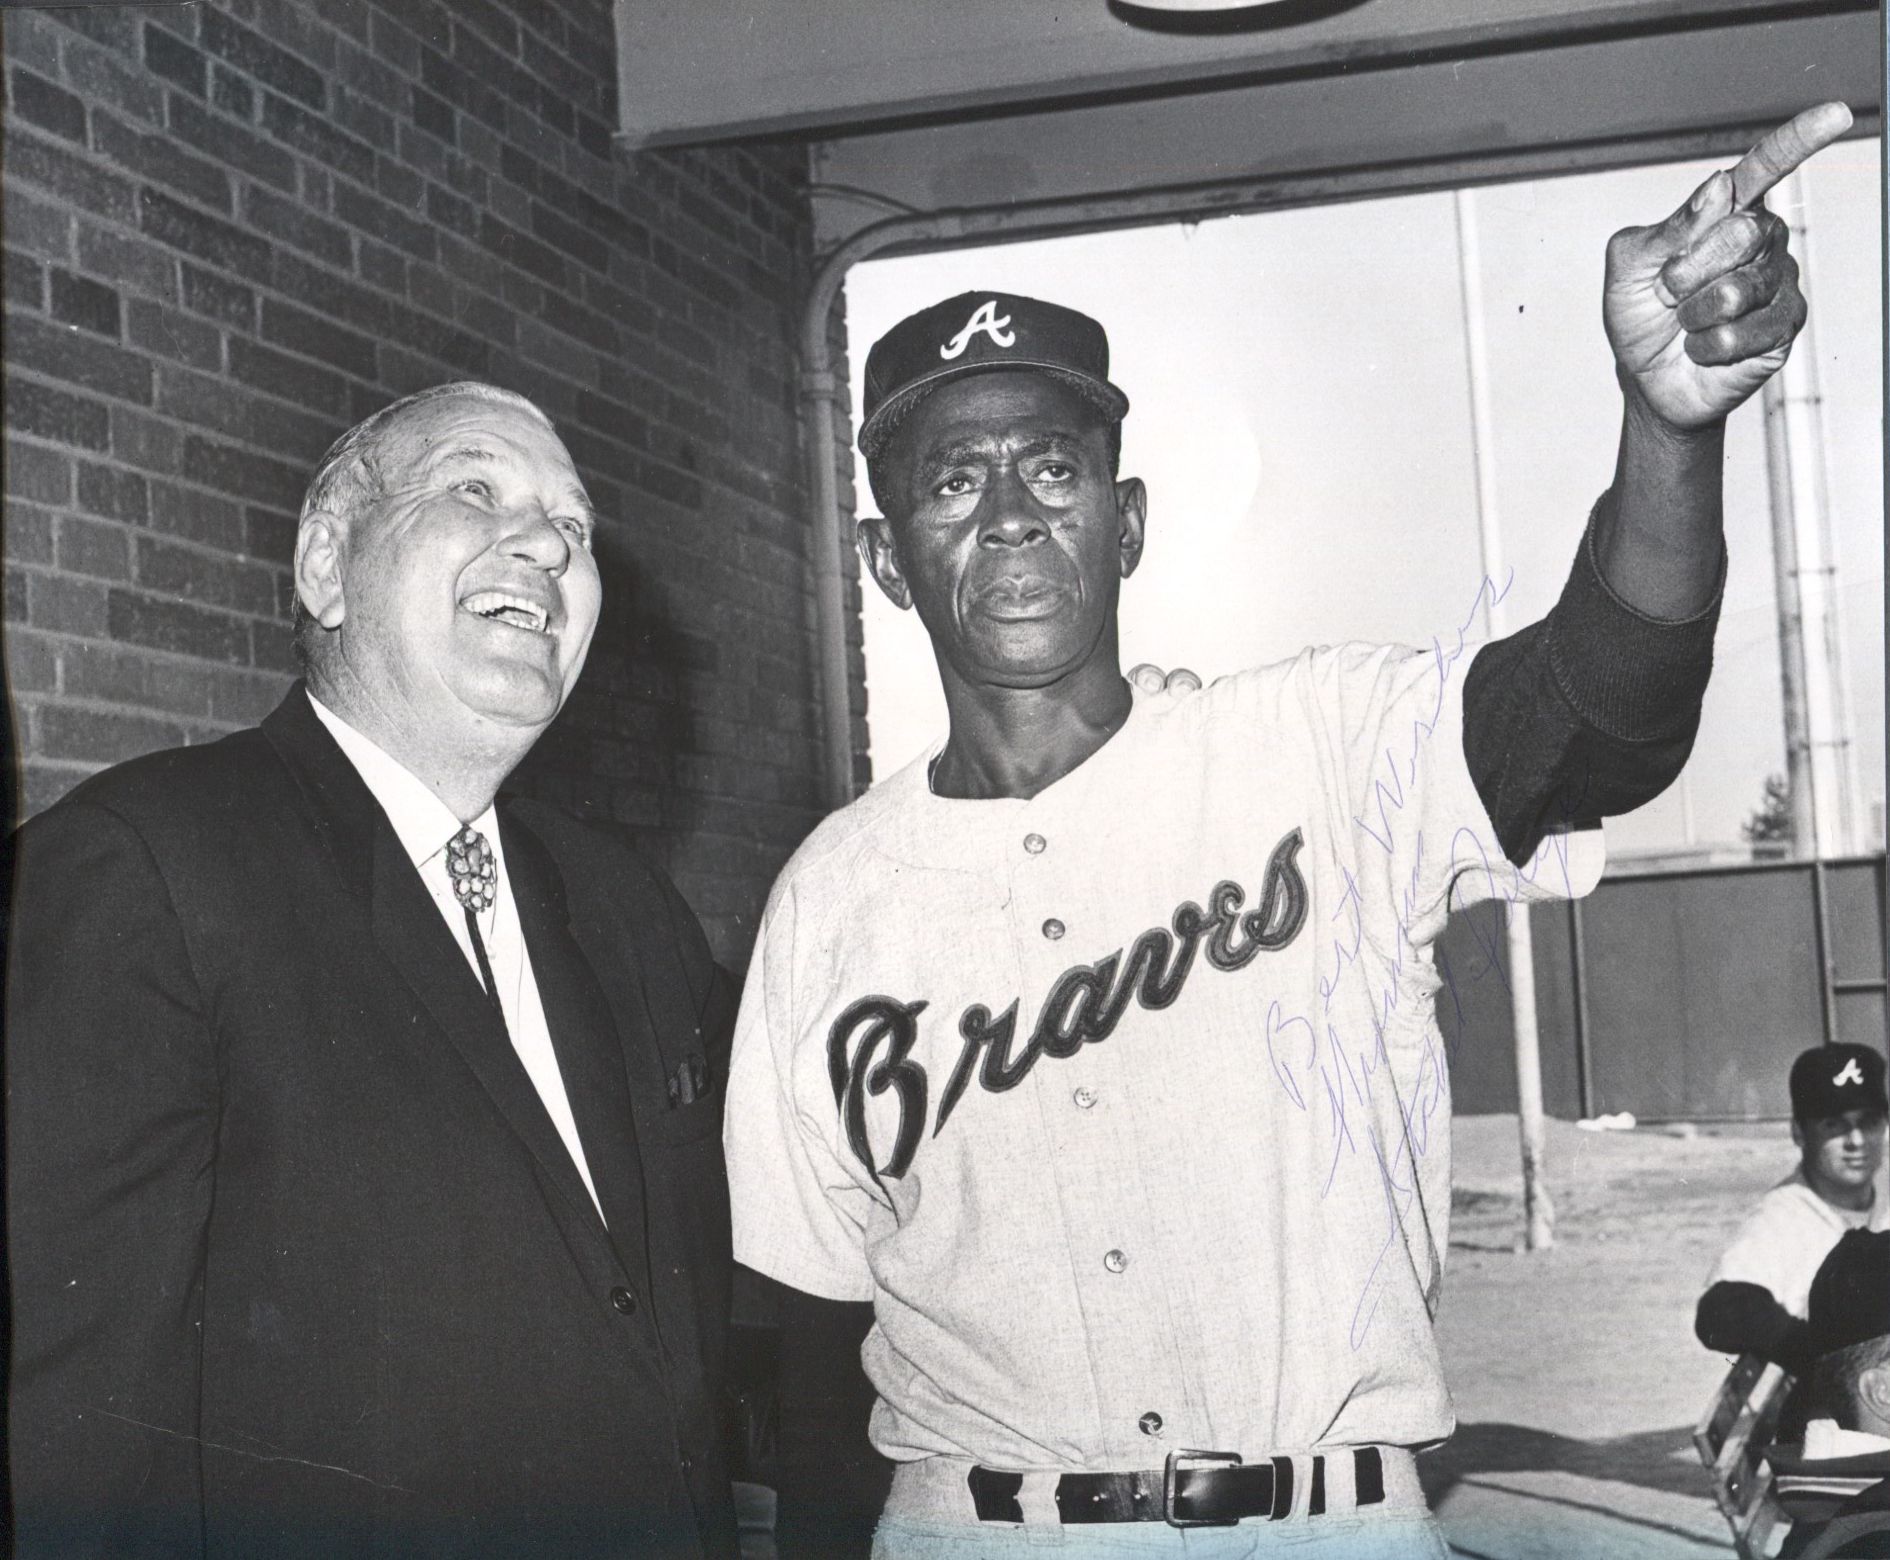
1791,1118,1807,1152
1116,476,1147,580
294,513,348,630
857,515,912,611
1857,1358,1890,1423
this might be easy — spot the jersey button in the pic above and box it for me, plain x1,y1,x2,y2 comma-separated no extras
609,1286,638,1315
1023,833,1047,855
1073,1085,1098,1110
1103,1248,1128,1274
1042,918,1065,940
1139,1411,1164,1437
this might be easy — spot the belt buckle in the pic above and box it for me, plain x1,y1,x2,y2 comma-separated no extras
1163,1448,1243,1528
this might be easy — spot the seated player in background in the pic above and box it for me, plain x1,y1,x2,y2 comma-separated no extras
1697,1044,1889,1376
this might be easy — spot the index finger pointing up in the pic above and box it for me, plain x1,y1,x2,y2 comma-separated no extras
1731,101,1854,207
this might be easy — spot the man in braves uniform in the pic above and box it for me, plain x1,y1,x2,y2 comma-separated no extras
1698,1044,1890,1374
725,105,1851,1557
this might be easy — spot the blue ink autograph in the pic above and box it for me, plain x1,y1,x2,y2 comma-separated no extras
1264,567,1595,1351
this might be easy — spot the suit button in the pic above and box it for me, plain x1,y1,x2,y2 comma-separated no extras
1104,1249,1128,1274
1042,918,1065,940
1073,1086,1098,1110
1023,833,1047,855
610,1286,638,1315
1139,1411,1164,1437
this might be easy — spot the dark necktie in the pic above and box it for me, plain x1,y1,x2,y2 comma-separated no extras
445,824,504,1020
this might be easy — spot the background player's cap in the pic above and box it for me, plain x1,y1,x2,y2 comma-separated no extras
1790,1043,1889,1120
858,291,1130,464
1805,1228,1890,1356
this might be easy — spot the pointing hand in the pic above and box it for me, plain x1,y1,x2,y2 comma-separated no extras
1603,102,1851,430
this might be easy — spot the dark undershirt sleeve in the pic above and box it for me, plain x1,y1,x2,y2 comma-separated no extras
771,1286,893,1560
1463,489,1724,866
1695,1280,1815,1376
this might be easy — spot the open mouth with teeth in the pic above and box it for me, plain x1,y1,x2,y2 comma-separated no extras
461,591,552,635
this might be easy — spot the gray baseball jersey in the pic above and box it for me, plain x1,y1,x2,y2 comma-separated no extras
725,641,1602,1471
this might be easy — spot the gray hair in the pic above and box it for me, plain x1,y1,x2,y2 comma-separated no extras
291,382,555,669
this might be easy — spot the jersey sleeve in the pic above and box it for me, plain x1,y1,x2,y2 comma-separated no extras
1463,493,1721,866
723,879,878,1302
1301,639,1605,954
1695,1281,1812,1370
1706,1193,1818,1315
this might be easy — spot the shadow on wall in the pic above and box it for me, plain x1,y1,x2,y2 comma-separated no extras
508,516,703,868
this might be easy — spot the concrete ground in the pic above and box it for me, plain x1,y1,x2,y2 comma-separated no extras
1430,1112,1803,1560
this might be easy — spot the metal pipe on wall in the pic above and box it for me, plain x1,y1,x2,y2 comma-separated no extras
797,360,855,812
799,212,958,810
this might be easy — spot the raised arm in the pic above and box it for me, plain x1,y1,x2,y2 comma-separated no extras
1464,104,1851,863
1598,101,1848,614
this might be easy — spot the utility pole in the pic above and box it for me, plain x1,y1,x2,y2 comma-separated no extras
1455,187,1554,1251
1762,169,1859,861
1765,374,1819,858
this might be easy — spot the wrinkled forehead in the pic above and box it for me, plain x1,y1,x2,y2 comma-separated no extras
380,394,579,487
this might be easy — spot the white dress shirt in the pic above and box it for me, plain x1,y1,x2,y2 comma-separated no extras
308,692,604,1222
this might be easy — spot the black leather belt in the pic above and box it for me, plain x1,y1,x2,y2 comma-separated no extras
968,1446,1385,1528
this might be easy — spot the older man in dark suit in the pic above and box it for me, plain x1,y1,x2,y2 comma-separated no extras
7,382,737,1557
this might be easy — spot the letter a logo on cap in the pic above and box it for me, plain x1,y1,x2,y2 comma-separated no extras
940,299,1015,360
1834,1058,1865,1088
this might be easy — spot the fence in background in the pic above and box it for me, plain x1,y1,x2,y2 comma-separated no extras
1441,855,1887,1120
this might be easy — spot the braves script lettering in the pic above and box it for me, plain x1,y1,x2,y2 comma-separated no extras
828,828,1309,1181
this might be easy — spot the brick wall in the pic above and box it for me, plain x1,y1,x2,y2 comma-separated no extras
2,0,858,965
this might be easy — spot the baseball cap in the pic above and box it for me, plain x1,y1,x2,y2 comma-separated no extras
1790,1044,1889,1121
1806,1228,1890,1356
858,291,1130,463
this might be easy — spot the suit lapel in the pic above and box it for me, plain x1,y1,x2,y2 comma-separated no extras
368,826,612,1242
502,805,653,1289
260,688,612,1248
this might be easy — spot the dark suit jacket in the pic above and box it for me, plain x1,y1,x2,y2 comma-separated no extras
6,688,739,1558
